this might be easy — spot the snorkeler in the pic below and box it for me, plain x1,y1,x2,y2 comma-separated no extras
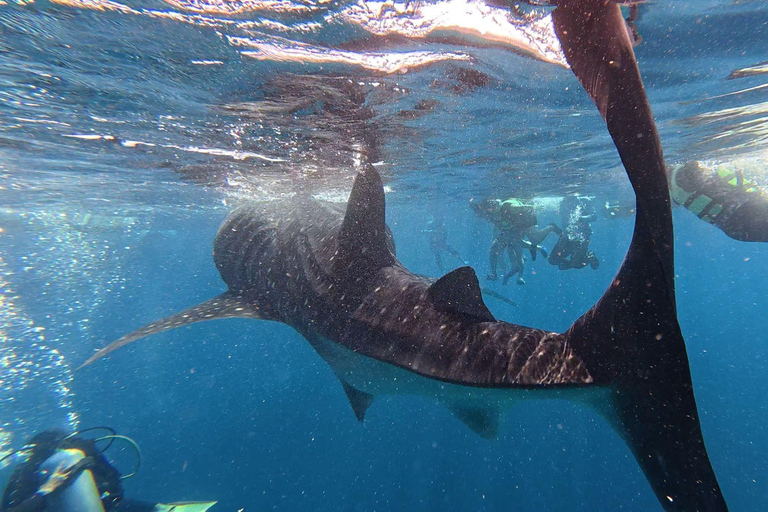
471,198,556,285
668,160,768,242
424,217,468,270
548,195,600,271
1,428,217,512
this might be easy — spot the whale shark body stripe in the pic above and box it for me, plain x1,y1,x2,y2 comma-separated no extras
81,1,727,510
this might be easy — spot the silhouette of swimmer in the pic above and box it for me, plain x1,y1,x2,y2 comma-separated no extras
669,160,768,242
471,198,557,285
548,195,600,271
424,217,468,270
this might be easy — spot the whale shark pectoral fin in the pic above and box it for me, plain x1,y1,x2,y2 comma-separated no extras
335,165,396,277
446,404,502,440
428,267,496,322
339,381,375,422
78,292,263,369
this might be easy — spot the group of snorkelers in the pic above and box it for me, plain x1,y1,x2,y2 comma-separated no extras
470,194,599,285
429,159,767,285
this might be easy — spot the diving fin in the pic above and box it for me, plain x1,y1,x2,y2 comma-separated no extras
153,502,218,512
79,292,264,369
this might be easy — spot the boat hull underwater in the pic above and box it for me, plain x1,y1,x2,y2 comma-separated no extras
82,1,728,510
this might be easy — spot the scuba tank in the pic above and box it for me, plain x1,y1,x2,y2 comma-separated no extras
2,429,216,512
37,448,105,512
1,429,125,512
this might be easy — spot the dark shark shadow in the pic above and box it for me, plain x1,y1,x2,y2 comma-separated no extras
79,1,727,511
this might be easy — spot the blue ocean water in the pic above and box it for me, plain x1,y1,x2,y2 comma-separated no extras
0,0,766,510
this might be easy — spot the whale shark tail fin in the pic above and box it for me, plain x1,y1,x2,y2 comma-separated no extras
78,292,264,369
553,1,727,511
568,209,727,511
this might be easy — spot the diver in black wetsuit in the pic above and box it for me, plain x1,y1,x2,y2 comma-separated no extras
669,160,768,242
1,429,216,512
472,198,557,285
548,195,599,271
424,217,468,270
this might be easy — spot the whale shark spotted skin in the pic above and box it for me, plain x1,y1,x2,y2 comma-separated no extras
81,1,727,510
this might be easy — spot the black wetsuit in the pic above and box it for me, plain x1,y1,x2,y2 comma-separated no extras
548,196,599,271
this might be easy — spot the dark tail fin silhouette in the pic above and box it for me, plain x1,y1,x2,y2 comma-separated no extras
553,1,727,510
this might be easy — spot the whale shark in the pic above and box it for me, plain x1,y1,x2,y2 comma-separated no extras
81,162,727,511
81,1,727,510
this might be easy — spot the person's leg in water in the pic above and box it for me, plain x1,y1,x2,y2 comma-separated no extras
444,243,469,266
487,237,504,281
586,250,599,269
503,242,526,285
569,241,591,269
526,223,560,261
548,233,572,269
572,225,599,270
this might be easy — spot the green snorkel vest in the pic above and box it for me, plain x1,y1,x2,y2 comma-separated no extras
669,162,760,224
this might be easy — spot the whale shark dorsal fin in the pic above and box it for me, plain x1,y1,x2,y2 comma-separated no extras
446,404,501,440
427,267,496,322
78,292,265,369
340,381,375,422
335,165,395,276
